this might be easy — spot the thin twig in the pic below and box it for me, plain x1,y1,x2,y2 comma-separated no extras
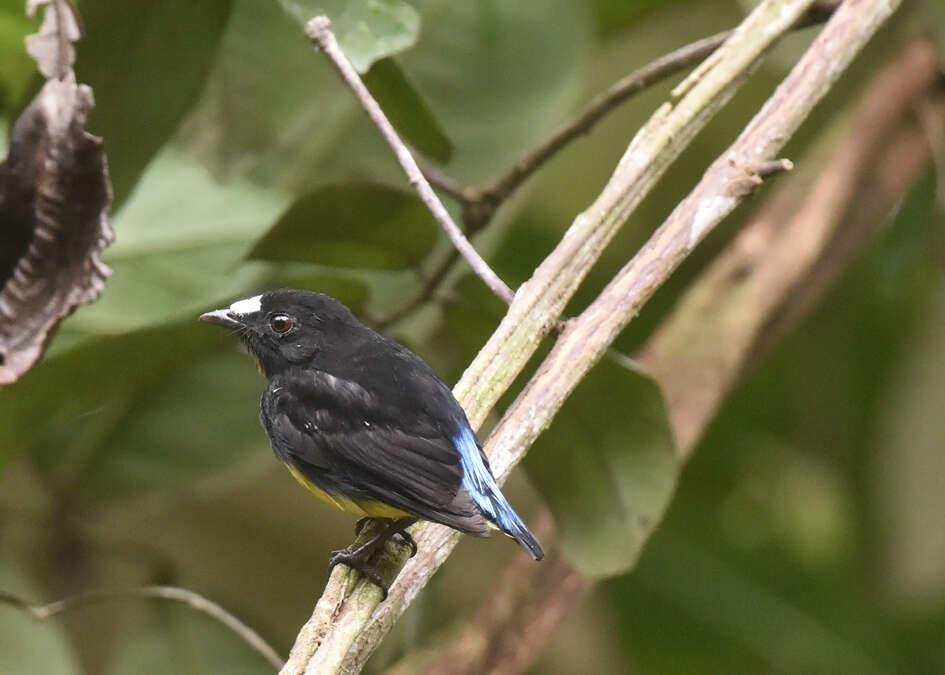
429,1,839,231
391,6,835,329
305,17,514,306
474,30,731,214
376,249,460,330
418,160,469,203
0,585,284,670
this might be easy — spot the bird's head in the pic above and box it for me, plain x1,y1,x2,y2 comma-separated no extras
200,289,361,375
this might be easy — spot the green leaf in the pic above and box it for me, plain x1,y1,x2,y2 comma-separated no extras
277,0,420,72
0,561,82,675
2,321,279,503
400,0,591,181
0,7,37,118
335,0,420,73
77,348,271,502
364,58,452,162
248,183,439,270
525,354,679,578
0,322,227,473
66,151,287,336
592,0,686,35
179,0,589,193
77,0,233,203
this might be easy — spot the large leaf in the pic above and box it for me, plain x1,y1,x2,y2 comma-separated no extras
179,0,589,191
364,58,452,162
248,183,439,270
0,322,228,472
525,354,679,578
65,151,286,336
177,0,438,190
0,7,37,117
277,0,420,72
1,321,274,503
76,348,271,502
0,560,82,675
77,0,233,203
401,0,591,181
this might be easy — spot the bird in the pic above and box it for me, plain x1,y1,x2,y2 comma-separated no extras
200,289,543,593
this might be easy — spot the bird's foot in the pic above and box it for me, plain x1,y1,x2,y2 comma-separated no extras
352,517,418,556
390,520,418,557
328,546,389,598
329,517,418,599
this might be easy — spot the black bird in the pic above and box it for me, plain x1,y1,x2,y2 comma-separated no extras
200,289,543,591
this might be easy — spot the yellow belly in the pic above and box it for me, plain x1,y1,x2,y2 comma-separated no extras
286,465,409,519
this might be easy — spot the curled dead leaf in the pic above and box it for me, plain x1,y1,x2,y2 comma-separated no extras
25,0,82,79
0,73,113,384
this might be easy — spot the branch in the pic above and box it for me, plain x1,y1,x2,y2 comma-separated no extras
466,30,730,216
275,1,899,673
388,35,945,675
376,248,460,330
384,37,940,675
431,2,840,228
385,512,588,675
638,38,944,452
400,4,836,330
446,0,821,428
0,585,284,671
304,17,514,306
331,2,900,672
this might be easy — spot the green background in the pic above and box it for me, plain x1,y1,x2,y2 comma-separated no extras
1,0,943,673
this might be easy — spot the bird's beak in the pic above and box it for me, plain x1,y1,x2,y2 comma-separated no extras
199,308,243,329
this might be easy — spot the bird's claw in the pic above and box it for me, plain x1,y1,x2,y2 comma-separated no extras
327,517,417,599
328,547,389,599
391,527,418,557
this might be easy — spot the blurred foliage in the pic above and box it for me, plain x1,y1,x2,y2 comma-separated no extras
0,1,943,674
526,355,678,578
248,183,439,269
276,0,421,73
0,560,80,675
76,0,234,204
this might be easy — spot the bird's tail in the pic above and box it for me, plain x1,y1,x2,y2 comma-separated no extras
453,424,545,561
492,501,545,561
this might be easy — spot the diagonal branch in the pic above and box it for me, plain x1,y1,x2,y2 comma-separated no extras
304,17,514,306
281,1,832,672
334,2,900,672
276,1,902,673
388,4,838,329
387,38,942,675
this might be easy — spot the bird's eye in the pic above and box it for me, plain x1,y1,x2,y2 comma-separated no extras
269,313,294,334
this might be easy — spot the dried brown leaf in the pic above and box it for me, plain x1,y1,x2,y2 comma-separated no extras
25,0,82,79
0,73,113,384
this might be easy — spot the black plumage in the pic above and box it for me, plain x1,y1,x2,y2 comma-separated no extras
200,289,544,574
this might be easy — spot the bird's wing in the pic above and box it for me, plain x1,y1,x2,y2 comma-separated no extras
265,370,489,534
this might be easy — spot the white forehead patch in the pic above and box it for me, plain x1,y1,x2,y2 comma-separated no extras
229,294,262,315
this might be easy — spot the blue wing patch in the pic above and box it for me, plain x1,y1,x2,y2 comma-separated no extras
452,421,544,560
